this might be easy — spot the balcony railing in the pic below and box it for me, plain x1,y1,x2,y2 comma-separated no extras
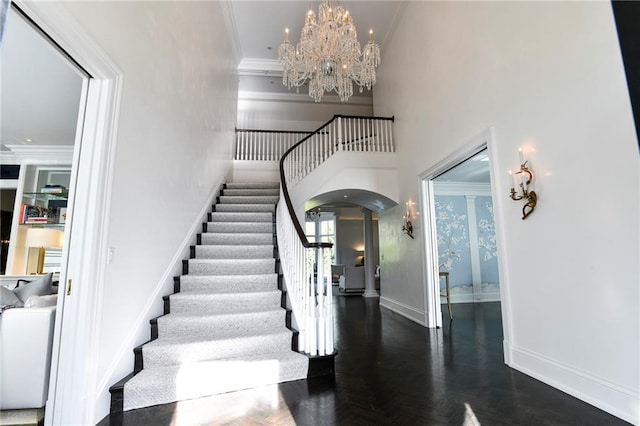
235,129,314,161
275,115,394,357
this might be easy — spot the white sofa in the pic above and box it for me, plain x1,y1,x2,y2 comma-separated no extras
339,266,365,292
0,305,57,409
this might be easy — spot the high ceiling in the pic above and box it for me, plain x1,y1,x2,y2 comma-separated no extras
1,8,84,150
232,1,404,96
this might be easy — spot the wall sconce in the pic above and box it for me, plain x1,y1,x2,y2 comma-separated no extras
402,201,417,239
508,148,537,220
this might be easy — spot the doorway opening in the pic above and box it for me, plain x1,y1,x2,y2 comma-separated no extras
419,129,507,333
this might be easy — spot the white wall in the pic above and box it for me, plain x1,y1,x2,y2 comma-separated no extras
374,2,639,423
237,92,373,131
52,2,238,422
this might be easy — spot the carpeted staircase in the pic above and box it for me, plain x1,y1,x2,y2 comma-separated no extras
110,182,309,412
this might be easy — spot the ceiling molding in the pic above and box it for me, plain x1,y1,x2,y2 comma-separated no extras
220,0,243,67
238,90,373,106
238,58,282,76
379,2,407,53
1,145,74,164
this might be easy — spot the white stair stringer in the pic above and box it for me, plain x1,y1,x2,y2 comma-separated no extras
120,182,308,412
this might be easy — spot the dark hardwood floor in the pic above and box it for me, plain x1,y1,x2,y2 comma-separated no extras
98,296,629,425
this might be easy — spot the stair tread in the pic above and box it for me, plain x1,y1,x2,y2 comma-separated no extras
123,350,307,411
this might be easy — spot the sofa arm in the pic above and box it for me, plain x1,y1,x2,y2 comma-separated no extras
0,306,56,410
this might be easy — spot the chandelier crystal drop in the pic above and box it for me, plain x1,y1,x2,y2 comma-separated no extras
277,0,381,102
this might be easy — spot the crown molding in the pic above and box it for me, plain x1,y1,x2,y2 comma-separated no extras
1,145,74,164
238,58,282,76
238,90,373,106
220,0,242,67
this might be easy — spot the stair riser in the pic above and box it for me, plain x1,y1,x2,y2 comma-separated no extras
142,333,293,368
224,182,279,190
156,311,287,339
214,204,275,213
199,233,273,245
205,222,273,234
208,212,273,223
218,196,279,204
168,292,282,314
178,274,277,293
187,259,275,275
193,245,273,259
222,189,280,196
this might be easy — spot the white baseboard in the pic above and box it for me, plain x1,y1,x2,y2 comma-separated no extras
379,296,426,326
441,291,501,304
511,345,639,424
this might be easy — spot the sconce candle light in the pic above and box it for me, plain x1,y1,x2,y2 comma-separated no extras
402,200,417,239
508,148,537,220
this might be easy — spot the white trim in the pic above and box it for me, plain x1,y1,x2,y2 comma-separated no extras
0,180,18,189
486,127,514,366
1,145,74,164
418,135,487,329
238,90,373,106
418,127,511,346
238,57,282,76
220,0,242,66
419,178,441,328
511,345,639,424
13,2,123,425
379,296,427,326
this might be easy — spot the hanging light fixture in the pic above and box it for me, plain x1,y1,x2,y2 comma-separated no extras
278,0,381,103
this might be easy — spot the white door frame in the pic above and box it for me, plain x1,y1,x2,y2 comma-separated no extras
418,128,513,363
14,2,122,424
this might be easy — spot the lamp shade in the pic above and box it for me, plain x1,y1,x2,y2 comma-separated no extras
25,228,64,249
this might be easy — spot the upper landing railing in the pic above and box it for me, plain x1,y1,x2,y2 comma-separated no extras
274,115,394,357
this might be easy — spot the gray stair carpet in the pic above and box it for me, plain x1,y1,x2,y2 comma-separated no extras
122,182,308,411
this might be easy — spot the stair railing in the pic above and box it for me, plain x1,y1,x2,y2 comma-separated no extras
276,115,394,357
235,129,316,161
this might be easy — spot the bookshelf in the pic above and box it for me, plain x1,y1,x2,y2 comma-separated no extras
6,166,70,274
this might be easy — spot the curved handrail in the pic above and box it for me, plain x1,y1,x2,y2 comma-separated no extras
278,114,395,248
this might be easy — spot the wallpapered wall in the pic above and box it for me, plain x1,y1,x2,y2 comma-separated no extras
435,195,499,290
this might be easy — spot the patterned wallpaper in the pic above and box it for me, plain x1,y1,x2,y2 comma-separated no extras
435,195,499,289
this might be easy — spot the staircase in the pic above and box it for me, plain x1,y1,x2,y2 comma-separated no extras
110,182,309,412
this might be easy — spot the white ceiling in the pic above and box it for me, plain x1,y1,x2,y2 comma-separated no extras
233,1,404,96
1,8,84,150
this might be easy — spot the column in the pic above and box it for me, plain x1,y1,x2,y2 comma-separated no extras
362,208,379,298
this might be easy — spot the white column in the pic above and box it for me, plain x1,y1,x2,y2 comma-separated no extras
362,208,379,298
465,195,482,301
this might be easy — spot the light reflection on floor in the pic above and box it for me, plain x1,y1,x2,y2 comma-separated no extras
170,382,294,425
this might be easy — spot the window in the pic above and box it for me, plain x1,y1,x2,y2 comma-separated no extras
305,213,336,278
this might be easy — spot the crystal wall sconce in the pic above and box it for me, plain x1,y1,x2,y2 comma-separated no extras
508,148,537,220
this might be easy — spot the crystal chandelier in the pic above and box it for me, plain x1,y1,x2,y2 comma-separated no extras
277,0,381,103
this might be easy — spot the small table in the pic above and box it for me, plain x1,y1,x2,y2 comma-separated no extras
439,272,453,320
